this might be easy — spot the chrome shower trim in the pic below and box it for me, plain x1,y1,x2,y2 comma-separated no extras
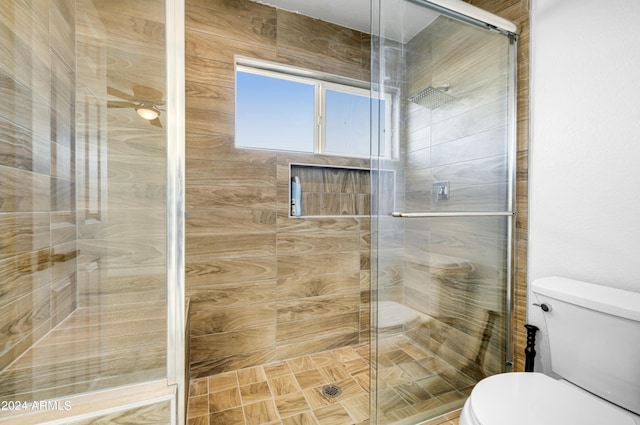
505,33,519,372
418,0,519,35
391,211,516,218
166,0,186,423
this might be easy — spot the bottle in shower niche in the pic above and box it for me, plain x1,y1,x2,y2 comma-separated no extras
291,176,301,217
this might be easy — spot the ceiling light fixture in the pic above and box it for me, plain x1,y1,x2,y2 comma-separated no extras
135,106,159,121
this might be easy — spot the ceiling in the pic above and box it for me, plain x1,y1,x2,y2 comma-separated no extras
254,0,440,42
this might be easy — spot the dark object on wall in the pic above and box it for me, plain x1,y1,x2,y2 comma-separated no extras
524,324,539,372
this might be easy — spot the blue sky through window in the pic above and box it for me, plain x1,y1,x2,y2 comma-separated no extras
325,89,373,157
236,71,315,152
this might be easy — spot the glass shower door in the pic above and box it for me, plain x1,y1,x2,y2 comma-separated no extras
0,0,185,423
371,1,517,423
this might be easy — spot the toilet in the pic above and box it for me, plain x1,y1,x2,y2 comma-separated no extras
459,276,640,425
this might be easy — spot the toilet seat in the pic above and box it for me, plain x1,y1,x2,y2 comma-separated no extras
463,372,640,425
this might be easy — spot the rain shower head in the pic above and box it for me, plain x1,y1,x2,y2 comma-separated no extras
408,84,454,109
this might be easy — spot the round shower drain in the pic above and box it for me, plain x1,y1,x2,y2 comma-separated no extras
321,384,342,398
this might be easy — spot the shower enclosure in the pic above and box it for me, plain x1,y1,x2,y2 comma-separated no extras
0,0,185,423
370,1,517,424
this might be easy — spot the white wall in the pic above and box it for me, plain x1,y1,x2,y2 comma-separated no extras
529,0,640,292
529,0,640,372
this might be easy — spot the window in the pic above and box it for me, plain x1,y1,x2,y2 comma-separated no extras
324,86,371,157
235,60,395,159
236,70,315,153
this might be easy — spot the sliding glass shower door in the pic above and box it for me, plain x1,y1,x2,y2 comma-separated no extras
370,1,517,423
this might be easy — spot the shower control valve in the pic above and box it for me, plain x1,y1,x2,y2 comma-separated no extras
533,303,551,312
433,181,450,203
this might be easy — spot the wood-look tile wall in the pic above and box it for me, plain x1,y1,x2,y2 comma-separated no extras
464,0,530,372
0,0,77,372
185,0,371,378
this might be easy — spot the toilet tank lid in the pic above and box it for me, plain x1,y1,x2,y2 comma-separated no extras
532,277,640,322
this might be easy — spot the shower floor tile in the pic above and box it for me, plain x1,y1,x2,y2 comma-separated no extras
187,338,463,425
188,344,369,425
0,302,166,402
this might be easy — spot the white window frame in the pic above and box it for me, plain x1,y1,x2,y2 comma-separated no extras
235,58,397,160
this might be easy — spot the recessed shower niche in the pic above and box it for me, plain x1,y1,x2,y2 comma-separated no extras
289,164,395,217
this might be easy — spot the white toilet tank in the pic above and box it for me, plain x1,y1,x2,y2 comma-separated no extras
532,277,640,415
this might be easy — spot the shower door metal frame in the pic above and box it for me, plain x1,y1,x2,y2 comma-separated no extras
411,0,518,34
166,0,187,423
